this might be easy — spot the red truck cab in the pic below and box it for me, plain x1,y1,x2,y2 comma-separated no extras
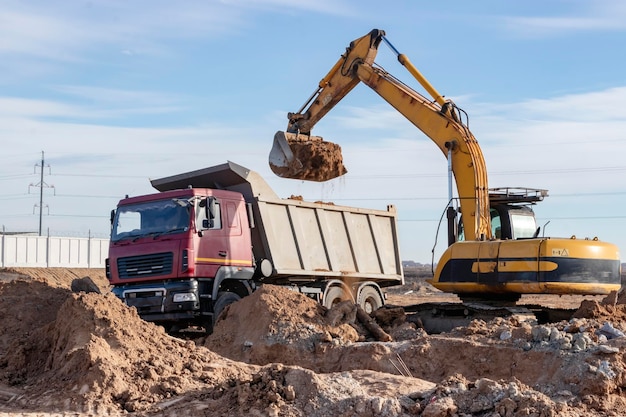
107,188,255,332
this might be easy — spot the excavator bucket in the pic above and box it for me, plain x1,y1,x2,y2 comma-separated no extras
269,131,347,182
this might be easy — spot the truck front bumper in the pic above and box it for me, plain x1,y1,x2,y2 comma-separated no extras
111,279,201,323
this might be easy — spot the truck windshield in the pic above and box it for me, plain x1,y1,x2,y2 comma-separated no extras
111,199,190,242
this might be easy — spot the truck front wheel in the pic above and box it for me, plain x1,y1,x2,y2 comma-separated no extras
211,291,241,329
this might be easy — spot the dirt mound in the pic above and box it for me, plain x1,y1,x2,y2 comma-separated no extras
160,366,435,417
573,289,626,322
204,284,626,415
0,276,434,416
204,285,360,366
0,267,109,290
2,268,626,416
0,281,247,413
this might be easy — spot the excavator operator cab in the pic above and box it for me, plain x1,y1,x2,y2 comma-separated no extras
455,188,546,243
489,205,538,240
456,205,538,242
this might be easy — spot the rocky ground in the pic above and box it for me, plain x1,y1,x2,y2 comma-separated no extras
1,267,626,416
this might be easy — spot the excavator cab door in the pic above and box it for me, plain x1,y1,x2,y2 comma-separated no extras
492,205,538,240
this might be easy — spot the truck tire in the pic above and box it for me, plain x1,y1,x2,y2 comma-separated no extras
323,286,346,309
358,286,383,314
212,291,241,327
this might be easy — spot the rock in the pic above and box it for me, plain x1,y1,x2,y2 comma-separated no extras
70,276,101,294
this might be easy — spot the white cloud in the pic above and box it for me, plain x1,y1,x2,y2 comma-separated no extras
219,0,356,16
0,0,356,65
51,85,178,104
459,87,626,197
0,10,88,61
500,1,626,36
516,87,626,122
0,98,81,118
0,94,183,121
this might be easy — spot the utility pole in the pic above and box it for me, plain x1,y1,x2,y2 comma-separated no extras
29,151,55,236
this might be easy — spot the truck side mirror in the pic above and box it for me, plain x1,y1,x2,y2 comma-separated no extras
110,209,115,227
200,197,216,229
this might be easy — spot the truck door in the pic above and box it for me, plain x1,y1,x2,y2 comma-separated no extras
195,196,252,276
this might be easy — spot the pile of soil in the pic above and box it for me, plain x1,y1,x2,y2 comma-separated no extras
2,267,626,416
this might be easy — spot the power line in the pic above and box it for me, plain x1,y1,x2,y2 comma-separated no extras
51,173,148,179
0,173,35,181
42,164,626,181
51,194,122,199
398,214,626,222
3,190,626,202
0,195,35,200
46,214,109,218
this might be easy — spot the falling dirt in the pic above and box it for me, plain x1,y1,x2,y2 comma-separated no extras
270,133,347,182
2,267,626,416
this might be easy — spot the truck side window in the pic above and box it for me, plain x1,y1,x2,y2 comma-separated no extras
226,202,239,228
225,201,243,236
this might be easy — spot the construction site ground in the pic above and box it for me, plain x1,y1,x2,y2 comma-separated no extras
1,267,626,416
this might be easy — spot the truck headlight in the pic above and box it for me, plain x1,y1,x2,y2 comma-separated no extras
173,293,197,303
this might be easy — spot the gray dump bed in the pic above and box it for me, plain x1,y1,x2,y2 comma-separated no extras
151,161,403,286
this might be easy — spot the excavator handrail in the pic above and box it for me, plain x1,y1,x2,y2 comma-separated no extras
489,187,548,205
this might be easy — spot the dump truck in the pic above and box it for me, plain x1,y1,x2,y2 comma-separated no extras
106,161,403,332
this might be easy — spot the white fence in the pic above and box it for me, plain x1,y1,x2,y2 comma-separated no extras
0,234,109,268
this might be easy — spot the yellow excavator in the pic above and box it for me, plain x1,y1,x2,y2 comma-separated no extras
269,29,621,301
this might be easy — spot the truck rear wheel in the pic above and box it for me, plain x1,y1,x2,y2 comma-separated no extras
358,286,383,314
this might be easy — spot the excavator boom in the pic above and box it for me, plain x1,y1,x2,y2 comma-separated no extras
269,28,491,241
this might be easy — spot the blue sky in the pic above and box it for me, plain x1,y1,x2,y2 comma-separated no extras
1,0,626,264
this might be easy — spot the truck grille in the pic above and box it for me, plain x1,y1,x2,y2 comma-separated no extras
117,252,173,279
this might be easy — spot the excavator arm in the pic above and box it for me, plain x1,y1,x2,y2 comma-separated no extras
269,29,491,241
284,29,384,135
